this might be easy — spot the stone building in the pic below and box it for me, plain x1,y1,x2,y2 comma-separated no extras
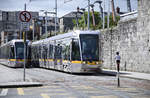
0,10,39,45
59,11,83,32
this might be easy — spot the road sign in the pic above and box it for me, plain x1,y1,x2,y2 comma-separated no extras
21,22,29,31
19,11,31,22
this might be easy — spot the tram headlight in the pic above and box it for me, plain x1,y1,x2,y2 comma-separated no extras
96,62,99,64
82,61,86,64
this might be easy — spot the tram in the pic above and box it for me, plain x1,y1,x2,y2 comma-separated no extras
31,30,102,73
0,39,31,67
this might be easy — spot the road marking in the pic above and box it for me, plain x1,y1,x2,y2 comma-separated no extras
41,93,50,98
17,88,24,95
91,95,118,98
0,89,8,96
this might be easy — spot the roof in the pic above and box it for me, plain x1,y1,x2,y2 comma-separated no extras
32,30,100,45
60,11,83,18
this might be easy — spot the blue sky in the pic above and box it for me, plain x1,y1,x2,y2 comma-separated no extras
0,0,138,17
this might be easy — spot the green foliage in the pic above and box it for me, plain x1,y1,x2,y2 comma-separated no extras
73,11,120,30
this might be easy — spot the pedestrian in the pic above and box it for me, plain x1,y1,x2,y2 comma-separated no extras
115,52,121,72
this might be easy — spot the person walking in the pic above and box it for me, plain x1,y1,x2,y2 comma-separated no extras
115,52,121,72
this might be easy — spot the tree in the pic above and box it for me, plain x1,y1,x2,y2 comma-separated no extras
73,11,120,30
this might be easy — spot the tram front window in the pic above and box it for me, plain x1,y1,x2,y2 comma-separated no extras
15,42,24,59
80,34,99,61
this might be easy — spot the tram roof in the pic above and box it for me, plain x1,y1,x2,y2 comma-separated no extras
32,30,100,45
0,39,29,47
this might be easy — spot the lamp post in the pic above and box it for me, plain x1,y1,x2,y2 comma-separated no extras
80,8,86,29
54,0,57,36
94,0,105,29
87,0,90,30
75,6,80,27
90,4,96,27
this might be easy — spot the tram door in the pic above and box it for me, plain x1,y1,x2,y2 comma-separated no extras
8,45,15,66
41,44,47,67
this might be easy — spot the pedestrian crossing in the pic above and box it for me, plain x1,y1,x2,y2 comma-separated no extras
0,89,8,96
0,84,148,98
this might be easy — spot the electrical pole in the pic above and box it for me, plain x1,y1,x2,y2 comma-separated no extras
111,0,116,22
127,0,131,12
55,0,57,35
90,4,95,27
45,12,48,38
107,0,110,29
87,0,90,30
103,0,105,29
23,3,26,82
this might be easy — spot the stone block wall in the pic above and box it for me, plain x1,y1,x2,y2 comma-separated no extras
101,0,150,73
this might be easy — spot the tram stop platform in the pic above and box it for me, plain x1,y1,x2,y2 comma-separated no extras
102,69,150,81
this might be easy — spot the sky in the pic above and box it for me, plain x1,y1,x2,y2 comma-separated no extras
0,0,138,17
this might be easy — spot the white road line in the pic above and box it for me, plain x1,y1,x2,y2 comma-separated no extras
0,89,8,96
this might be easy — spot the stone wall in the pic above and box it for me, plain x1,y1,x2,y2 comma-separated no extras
101,0,150,73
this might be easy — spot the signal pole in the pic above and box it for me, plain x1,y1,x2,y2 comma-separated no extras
23,3,26,82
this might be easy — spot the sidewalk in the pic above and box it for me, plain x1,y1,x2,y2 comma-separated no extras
102,69,150,81
0,65,43,88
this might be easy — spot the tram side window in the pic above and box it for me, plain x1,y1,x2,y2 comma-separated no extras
62,45,70,60
10,46,15,59
39,45,42,59
72,40,81,60
49,44,53,59
42,45,48,60
54,45,62,59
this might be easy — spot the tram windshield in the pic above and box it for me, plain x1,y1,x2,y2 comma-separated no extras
80,34,99,61
15,42,24,59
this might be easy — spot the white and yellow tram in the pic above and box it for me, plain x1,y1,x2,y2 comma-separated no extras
31,30,102,73
0,39,31,67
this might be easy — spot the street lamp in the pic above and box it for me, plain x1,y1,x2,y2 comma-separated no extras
94,0,105,29
90,4,96,27
80,8,86,29
75,6,80,27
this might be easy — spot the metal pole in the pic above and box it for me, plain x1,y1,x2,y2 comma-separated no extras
103,0,105,29
87,0,90,30
111,0,116,22
55,0,57,35
117,71,120,87
32,19,35,40
107,0,110,29
23,3,26,82
90,4,96,27
45,12,48,38
127,0,131,12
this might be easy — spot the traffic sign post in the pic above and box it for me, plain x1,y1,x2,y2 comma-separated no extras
19,6,32,81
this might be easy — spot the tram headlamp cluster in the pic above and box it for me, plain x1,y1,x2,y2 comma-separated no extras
82,61,86,64
96,62,99,64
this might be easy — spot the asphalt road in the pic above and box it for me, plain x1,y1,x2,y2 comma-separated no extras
0,65,150,98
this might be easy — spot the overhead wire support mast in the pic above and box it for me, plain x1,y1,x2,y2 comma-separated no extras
87,0,90,30
55,0,57,36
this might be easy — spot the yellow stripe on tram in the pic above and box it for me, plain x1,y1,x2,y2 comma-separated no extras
9,59,24,62
71,61,82,64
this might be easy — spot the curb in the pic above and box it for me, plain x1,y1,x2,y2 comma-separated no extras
102,69,150,81
0,82,43,88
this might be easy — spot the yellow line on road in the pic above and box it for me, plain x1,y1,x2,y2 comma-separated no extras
41,93,50,98
17,88,24,95
91,95,118,98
